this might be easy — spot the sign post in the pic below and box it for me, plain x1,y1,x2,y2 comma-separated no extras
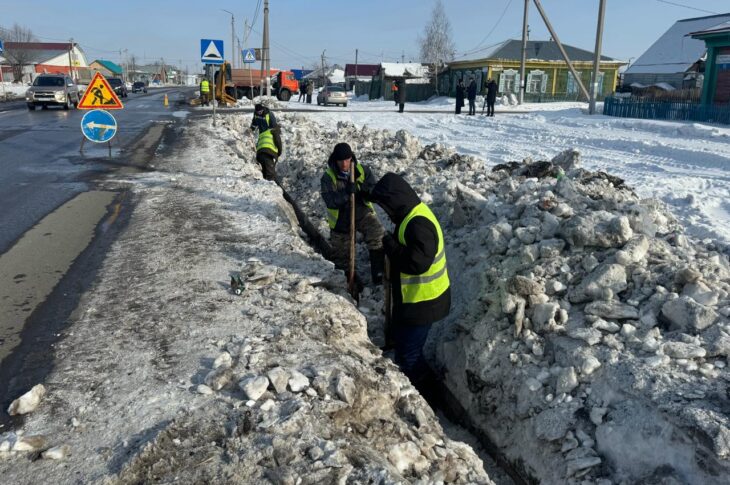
0,40,6,101
76,72,123,155
80,109,118,157
243,48,255,98
200,39,224,124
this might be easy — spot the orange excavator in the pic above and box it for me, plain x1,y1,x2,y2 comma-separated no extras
209,62,300,105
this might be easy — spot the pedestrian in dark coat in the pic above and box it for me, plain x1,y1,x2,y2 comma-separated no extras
368,173,451,391
455,79,465,114
485,78,498,116
397,80,406,113
306,80,313,103
298,80,306,102
467,78,477,115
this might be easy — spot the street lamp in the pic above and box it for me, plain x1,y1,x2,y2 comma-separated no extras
222,9,235,68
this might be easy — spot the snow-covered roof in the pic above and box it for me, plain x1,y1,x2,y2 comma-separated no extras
626,13,730,75
380,62,429,78
327,68,345,84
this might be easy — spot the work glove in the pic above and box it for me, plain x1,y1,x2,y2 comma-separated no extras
382,234,399,257
345,181,356,195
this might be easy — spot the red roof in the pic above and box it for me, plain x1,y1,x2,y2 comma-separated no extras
5,42,75,51
345,64,379,77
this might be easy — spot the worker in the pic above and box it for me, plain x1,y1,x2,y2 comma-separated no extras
391,81,399,105
250,103,282,181
320,142,384,285
367,172,450,393
200,77,210,106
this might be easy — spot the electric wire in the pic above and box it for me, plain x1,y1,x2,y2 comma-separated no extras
655,0,717,14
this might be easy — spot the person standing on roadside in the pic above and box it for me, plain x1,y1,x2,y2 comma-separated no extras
200,77,210,106
250,103,282,181
397,79,406,113
455,79,465,115
467,78,477,115
306,80,313,104
485,78,498,117
298,80,306,102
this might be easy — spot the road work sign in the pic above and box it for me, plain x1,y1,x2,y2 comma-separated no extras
77,72,123,110
201,39,224,65
81,109,118,143
242,48,256,64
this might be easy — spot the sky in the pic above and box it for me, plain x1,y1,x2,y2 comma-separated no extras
2,0,729,71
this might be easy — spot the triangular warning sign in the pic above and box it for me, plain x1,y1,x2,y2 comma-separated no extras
202,41,223,60
78,72,123,110
244,50,255,62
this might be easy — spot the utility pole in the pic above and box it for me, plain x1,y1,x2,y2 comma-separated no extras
519,0,529,104
532,0,590,101
589,0,607,114
68,38,74,82
355,48,358,95
262,0,271,97
321,50,326,89
245,18,253,93
222,10,235,69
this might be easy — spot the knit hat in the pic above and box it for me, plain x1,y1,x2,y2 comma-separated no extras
331,142,353,162
254,103,264,113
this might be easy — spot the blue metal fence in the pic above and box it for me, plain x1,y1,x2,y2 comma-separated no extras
603,96,730,125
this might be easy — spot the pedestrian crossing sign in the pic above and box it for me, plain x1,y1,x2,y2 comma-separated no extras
242,48,256,64
77,72,124,110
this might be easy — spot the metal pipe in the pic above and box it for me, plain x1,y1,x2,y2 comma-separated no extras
532,0,590,101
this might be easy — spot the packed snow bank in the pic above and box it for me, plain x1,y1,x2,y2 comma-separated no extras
0,116,492,484
270,114,730,484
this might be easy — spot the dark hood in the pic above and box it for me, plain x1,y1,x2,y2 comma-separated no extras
369,172,420,223
254,104,269,116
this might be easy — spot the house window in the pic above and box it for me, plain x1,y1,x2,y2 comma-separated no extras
591,71,605,95
499,69,519,94
526,70,548,93
567,72,580,94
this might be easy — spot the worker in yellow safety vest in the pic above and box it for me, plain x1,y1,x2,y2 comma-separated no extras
367,172,450,394
199,78,210,106
250,103,283,181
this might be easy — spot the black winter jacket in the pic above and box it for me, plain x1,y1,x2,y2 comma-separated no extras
455,84,465,107
467,80,477,100
486,80,498,101
320,155,377,234
370,173,451,326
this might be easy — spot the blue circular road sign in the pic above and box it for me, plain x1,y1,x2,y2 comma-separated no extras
80,109,118,143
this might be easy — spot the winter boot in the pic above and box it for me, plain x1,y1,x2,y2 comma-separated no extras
369,248,385,285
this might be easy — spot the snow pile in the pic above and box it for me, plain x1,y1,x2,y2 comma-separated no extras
235,95,282,109
270,114,730,484
0,114,491,484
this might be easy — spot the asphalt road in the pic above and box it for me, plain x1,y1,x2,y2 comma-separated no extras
0,87,194,253
0,86,195,410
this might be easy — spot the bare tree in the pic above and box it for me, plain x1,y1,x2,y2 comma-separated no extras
0,23,40,82
417,0,456,95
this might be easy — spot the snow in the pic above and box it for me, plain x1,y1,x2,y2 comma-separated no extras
626,13,730,74
380,62,429,78
298,106,730,245
0,82,29,100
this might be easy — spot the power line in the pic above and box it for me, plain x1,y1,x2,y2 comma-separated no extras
655,0,717,14
464,0,514,55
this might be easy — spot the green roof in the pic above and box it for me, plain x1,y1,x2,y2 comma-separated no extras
93,59,123,74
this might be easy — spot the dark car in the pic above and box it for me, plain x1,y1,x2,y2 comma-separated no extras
107,78,128,98
131,81,147,94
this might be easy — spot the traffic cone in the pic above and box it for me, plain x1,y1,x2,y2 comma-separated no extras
164,94,169,107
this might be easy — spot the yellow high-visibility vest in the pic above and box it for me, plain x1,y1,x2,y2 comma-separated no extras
324,164,373,229
256,114,279,154
200,80,210,93
397,202,450,303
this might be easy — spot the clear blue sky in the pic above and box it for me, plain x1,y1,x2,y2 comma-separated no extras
3,0,729,71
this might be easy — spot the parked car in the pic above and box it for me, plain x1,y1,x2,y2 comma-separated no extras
131,81,147,93
25,74,80,110
107,78,128,98
317,85,347,107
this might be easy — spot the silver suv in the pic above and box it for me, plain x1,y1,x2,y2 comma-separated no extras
26,74,80,110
